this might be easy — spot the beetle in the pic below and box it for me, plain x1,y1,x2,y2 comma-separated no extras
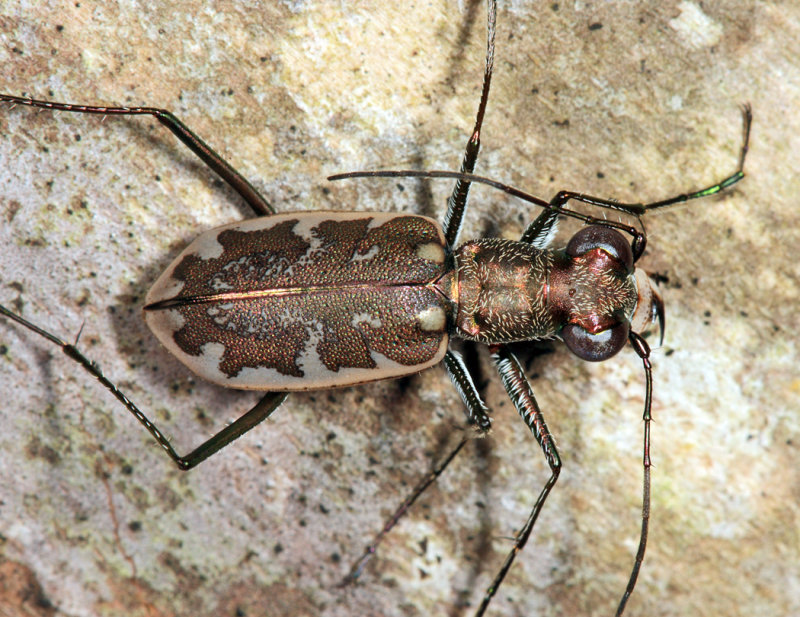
0,1,751,615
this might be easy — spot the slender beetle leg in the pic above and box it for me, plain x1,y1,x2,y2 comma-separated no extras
341,350,493,585
340,439,470,586
474,345,562,616
548,104,752,259
550,105,751,217
0,305,286,470
443,0,496,248
0,94,275,216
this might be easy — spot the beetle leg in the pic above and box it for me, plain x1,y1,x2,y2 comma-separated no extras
519,208,559,248
341,349,492,585
0,94,275,216
442,0,496,248
548,104,752,218
444,349,492,435
474,344,562,616
0,304,286,470
639,103,751,212
340,437,470,586
170,392,287,470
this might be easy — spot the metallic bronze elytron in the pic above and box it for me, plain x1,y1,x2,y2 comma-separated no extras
144,212,451,389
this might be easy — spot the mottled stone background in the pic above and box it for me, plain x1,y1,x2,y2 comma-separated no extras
1,2,797,616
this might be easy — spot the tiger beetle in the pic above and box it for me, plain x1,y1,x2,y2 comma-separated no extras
0,1,751,615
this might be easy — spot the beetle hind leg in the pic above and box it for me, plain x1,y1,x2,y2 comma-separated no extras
341,349,493,586
0,303,286,470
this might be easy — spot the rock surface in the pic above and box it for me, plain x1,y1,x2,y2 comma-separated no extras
1,2,797,616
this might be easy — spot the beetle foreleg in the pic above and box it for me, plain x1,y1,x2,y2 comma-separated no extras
475,345,562,617
547,105,751,220
547,105,752,261
0,304,285,470
636,103,751,212
519,208,559,249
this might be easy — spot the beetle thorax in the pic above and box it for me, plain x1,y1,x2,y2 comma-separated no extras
450,239,639,345
451,238,555,343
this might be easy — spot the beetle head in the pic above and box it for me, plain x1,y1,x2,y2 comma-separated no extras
557,225,662,362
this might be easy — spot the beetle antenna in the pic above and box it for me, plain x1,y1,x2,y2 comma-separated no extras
329,169,648,238
329,169,647,216
332,169,549,210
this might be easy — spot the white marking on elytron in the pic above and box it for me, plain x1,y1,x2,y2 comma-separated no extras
144,271,185,305
415,241,446,264
275,306,298,329
416,306,446,332
350,244,380,263
208,302,254,333
142,304,187,348
279,215,328,278
211,255,266,292
166,211,445,264
145,254,188,306
172,335,449,391
241,348,442,391
146,211,448,305
145,300,447,390
351,313,382,329
295,319,325,377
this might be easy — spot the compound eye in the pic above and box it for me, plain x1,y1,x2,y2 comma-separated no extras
566,225,634,273
562,321,630,362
